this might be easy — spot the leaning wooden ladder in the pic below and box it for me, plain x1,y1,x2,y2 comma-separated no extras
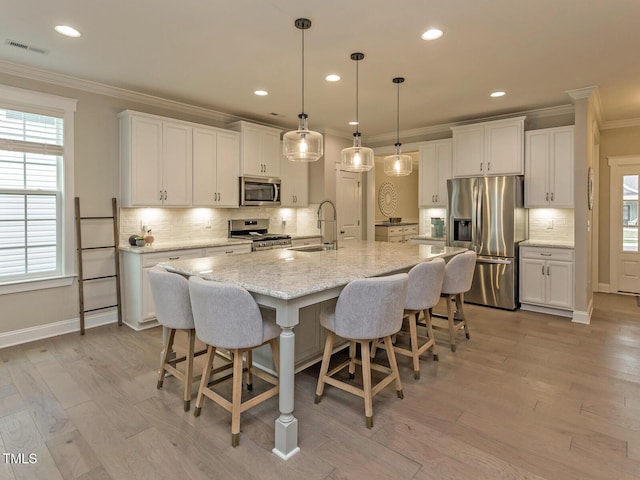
75,197,123,334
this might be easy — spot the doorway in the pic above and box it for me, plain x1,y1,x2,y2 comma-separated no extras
336,168,362,243
609,156,640,294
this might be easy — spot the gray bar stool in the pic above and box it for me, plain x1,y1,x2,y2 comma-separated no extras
188,276,279,447
433,250,477,351
314,273,408,428
395,258,445,379
148,266,221,411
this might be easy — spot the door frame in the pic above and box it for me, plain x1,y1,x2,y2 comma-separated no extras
335,165,363,241
608,154,640,293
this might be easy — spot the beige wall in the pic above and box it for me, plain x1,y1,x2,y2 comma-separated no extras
598,126,640,285
374,155,419,223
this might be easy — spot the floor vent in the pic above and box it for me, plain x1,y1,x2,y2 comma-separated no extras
6,39,49,55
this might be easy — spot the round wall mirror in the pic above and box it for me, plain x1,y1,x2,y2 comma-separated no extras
378,181,398,217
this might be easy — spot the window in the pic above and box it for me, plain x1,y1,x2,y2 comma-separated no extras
0,85,77,294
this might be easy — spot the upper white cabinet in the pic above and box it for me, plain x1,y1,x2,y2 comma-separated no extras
280,149,308,207
229,121,281,178
451,116,525,177
120,111,193,207
192,127,240,208
525,126,574,208
418,139,452,207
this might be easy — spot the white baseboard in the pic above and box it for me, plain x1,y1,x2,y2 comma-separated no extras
572,299,593,325
598,283,610,293
0,310,119,349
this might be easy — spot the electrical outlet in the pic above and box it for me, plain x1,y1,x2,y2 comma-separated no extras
546,219,554,229
205,217,212,229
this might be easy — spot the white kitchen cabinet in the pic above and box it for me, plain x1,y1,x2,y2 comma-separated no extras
120,111,193,207
192,127,240,207
451,116,525,177
375,224,418,243
290,236,322,247
520,246,574,314
229,121,281,178
121,248,204,330
525,126,574,208
280,150,309,206
204,244,251,256
418,139,452,207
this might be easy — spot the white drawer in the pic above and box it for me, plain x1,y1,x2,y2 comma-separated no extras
205,244,251,256
404,225,418,234
142,249,203,267
520,246,573,261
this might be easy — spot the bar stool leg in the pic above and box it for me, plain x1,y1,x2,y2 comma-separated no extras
245,350,253,391
157,329,176,389
348,341,357,380
231,348,243,447
383,335,403,399
446,294,457,352
360,340,373,428
194,345,216,417
183,329,196,411
458,293,471,339
408,313,420,379
424,308,439,361
315,332,335,403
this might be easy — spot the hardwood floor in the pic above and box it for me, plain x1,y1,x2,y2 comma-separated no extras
0,292,639,479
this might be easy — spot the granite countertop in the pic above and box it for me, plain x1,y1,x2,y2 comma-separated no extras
161,240,466,300
375,222,419,227
118,238,252,254
520,239,575,249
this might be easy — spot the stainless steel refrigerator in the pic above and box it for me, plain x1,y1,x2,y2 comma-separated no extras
447,175,528,310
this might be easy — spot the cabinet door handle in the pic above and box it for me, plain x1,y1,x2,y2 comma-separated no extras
550,192,554,201
546,192,549,201
160,190,163,201
436,194,439,203
169,256,179,260
540,253,552,257
217,192,220,201
225,250,234,254
487,162,491,171
164,190,167,200
541,265,545,275
547,266,550,276
480,162,483,172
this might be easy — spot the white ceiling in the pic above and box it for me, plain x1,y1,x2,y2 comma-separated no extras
2,0,640,139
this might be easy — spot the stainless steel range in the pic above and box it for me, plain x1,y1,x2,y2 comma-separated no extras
229,219,291,252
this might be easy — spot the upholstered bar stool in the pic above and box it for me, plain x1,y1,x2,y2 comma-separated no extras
314,273,408,428
394,258,446,379
188,276,279,447
149,266,219,411
433,250,477,352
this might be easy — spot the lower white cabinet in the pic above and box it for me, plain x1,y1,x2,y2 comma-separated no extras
121,244,251,330
375,224,418,243
520,246,574,314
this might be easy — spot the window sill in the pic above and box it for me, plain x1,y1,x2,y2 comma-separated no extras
0,275,75,295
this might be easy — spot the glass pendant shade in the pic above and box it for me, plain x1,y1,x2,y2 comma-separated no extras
384,146,413,176
283,114,323,162
385,77,412,176
341,52,374,172
284,18,323,163
341,133,374,172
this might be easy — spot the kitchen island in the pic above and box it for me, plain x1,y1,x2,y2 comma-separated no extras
161,240,465,460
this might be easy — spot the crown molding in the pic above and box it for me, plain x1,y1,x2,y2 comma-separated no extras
601,117,640,130
0,60,286,128
365,104,575,145
566,85,598,100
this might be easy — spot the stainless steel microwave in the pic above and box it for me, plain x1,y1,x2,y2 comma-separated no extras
239,176,281,206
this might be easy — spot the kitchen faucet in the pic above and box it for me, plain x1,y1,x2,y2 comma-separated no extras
317,200,338,250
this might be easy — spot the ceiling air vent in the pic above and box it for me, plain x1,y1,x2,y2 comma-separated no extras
6,39,49,55
268,112,285,118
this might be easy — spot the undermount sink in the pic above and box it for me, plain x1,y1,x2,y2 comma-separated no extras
288,243,336,252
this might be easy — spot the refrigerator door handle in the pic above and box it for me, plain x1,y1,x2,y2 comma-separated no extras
474,181,483,253
476,258,512,265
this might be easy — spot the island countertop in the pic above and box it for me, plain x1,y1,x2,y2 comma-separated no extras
160,240,466,300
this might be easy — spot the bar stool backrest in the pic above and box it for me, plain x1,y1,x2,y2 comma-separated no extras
148,266,194,330
188,276,265,349
333,273,408,340
405,258,446,311
441,250,477,295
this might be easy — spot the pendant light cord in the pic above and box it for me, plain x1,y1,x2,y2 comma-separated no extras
355,58,359,135
395,81,400,146
301,27,305,116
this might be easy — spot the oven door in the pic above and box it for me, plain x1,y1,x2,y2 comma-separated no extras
240,176,281,206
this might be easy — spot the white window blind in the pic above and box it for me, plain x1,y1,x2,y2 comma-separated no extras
0,109,63,281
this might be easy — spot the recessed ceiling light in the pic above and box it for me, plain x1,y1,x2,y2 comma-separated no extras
54,25,81,38
490,91,506,97
254,90,268,96
348,121,359,126
421,28,443,41
325,74,341,82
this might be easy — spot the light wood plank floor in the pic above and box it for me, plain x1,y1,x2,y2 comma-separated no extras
0,292,639,479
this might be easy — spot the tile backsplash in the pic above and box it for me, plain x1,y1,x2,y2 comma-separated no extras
528,208,574,242
119,205,321,246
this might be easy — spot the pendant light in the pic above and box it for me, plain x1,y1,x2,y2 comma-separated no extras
341,52,374,172
283,18,323,162
384,77,413,176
